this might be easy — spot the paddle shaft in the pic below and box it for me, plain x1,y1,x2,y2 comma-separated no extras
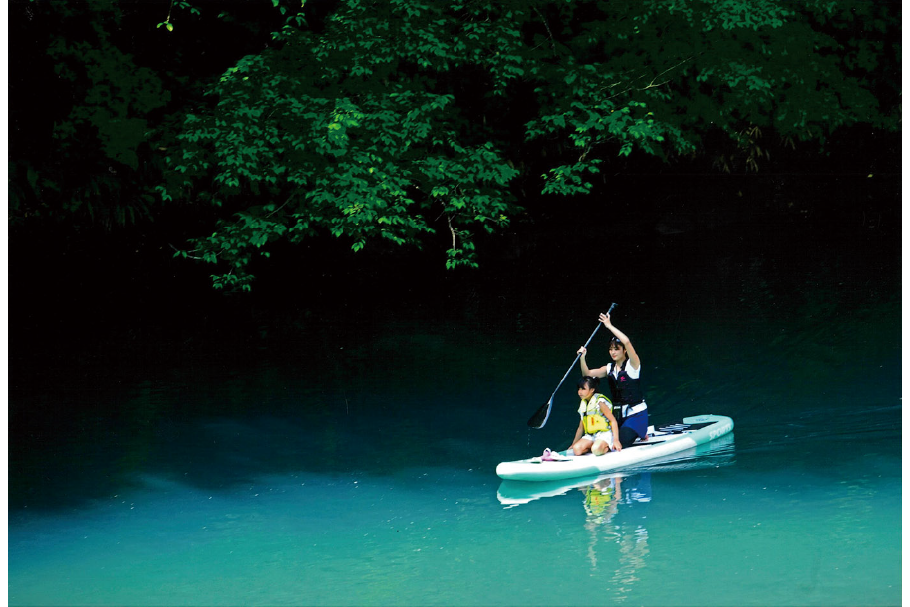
546,302,617,403
527,303,616,428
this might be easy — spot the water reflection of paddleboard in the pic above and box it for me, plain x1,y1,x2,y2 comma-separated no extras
497,432,734,506
496,414,734,482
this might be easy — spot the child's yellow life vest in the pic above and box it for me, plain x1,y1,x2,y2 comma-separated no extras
583,413,610,434
580,393,612,434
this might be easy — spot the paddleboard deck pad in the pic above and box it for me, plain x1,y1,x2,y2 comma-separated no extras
496,414,734,481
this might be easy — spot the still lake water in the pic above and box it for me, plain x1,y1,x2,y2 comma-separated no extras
9,211,902,606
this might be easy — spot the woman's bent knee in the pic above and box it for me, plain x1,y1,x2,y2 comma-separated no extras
619,426,639,448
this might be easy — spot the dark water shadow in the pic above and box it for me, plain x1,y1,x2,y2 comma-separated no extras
9,217,900,513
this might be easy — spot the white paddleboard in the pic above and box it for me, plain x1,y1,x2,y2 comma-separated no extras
496,432,735,506
495,414,734,481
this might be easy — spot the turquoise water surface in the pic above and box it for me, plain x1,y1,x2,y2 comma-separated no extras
9,218,901,606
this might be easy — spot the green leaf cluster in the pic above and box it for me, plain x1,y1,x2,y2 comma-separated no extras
157,0,898,288
164,0,527,288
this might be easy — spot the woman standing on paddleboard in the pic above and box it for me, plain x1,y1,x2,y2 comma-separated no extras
577,311,649,448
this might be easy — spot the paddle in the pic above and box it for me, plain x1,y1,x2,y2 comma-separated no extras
527,303,617,429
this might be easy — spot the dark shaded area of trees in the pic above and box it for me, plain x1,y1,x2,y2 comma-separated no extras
8,0,901,366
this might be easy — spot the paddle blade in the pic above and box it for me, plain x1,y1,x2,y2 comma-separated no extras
527,400,552,429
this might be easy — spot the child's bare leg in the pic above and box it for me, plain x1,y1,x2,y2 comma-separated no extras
592,440,610,455
572,438,593,456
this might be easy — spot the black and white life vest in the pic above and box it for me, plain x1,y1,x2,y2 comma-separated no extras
607,359,647,418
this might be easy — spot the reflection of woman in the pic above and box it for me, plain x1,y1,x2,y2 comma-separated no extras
577,312,649,448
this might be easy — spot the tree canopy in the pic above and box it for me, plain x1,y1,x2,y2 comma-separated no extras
10,0,901,290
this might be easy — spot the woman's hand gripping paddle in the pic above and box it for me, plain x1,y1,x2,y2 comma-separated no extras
527,303,617,429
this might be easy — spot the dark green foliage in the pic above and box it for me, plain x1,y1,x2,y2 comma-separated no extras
10,1,170,229
9,0,899,289
159,0,898,289
162,1,530,289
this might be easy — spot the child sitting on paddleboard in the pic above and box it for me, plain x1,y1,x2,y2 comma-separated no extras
570,376,622,456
